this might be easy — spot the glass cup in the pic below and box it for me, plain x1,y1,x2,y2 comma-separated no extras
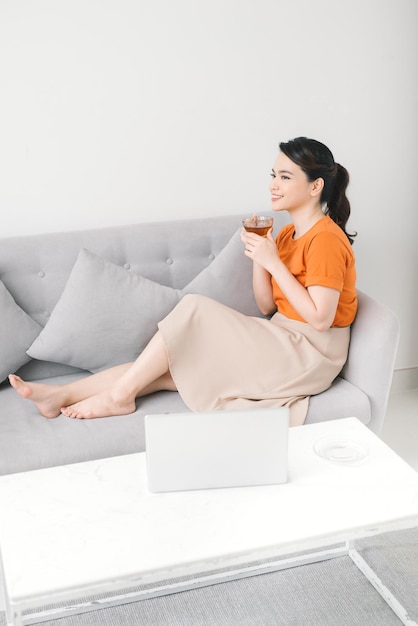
242,215,274,237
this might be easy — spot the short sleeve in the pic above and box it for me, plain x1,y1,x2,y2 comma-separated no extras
305,231,348,292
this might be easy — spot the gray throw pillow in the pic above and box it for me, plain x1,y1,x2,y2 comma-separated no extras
182,228,261,316
0,280,42,383
27,249,182,372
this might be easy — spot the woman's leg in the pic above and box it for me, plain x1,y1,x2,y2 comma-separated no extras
9,363,133,418
133,371,177,398
61,331,174,419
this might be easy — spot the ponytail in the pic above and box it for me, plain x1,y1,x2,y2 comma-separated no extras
279,137,357,245
324,163,357,245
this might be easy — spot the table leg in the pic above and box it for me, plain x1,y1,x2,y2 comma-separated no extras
347,541,417,626
0,550,15,626
1,586,19,626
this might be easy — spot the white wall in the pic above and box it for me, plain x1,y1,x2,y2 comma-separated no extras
0,0,417,372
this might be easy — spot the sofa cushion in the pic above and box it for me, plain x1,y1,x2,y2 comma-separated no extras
183,228,261,317
0,280,42,383
27,249,182,372
27,229,261,373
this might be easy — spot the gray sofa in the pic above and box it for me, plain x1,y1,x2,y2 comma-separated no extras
0,214,400,476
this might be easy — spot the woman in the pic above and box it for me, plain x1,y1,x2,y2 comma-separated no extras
9,137,357,426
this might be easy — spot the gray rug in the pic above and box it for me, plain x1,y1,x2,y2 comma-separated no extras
1,528,417,625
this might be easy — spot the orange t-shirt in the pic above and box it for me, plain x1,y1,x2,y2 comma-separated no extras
272,216,357,327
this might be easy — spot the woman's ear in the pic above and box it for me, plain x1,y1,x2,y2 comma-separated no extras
311,177,324,197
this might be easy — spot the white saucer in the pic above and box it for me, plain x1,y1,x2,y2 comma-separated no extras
313,436,369,464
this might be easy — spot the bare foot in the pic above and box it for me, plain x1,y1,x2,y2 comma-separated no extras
8,374,65,418
61,387,136,419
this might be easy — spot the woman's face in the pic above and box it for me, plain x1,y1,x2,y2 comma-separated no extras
270,152,317,213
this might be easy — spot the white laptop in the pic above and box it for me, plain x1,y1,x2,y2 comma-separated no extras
144,407,289,493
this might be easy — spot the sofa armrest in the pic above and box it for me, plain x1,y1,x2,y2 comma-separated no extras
340,290,400,434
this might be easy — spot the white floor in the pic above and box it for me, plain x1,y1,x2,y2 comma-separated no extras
380,387,418,471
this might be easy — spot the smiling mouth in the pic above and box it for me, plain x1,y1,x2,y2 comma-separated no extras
271,195,283,200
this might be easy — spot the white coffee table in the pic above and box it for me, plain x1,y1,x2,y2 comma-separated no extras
1,417,417,626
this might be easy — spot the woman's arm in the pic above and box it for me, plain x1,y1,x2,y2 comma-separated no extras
268,263,340,331
242,230,339,330
252,263,276,316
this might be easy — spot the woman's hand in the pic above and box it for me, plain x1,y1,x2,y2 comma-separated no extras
240,228,279,273
241,227,278,316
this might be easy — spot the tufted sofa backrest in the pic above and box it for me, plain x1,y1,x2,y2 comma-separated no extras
0,215,244,329
0,214,250,380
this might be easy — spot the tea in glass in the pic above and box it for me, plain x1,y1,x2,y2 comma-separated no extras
242,216,273,237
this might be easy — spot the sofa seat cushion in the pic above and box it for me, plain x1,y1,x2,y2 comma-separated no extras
0,280,42,383
0,373,189,475
305,376,371,426
0,372,371,476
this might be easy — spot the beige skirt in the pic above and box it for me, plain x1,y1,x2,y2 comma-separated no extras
158,294,350,426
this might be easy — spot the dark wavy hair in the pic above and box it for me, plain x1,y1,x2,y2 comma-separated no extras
279,137,357,244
